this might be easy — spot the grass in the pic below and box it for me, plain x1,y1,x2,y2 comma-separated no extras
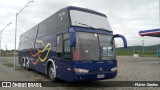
34,75,38,77
116,50,158,57
3,63,14,67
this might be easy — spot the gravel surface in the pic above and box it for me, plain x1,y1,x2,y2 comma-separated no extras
0,56,160,90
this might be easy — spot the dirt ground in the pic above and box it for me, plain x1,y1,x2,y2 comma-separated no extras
0,56,160,90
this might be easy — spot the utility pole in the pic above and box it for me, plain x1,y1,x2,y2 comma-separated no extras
157,44,159,58
5,44,7,51
0,22,12,57
14,0,34,70
142,40,144,57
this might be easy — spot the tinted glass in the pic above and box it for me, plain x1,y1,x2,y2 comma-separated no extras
46,13,57,35
70,10,112,31
73,32,115,60
74,32,100,60
38,21,46,37
63,33,70,58
57,9,69,31
63,39,70,56
56,34,63,57
99,34,115,60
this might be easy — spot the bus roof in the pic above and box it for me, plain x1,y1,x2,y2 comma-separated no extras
66,6,107,17
20,6,108,39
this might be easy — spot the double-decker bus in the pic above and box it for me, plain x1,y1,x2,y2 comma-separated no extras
18,6,127,82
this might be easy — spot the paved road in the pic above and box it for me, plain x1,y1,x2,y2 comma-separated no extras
0,56,160,90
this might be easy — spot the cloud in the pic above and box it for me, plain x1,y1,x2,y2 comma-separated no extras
0,0,159,49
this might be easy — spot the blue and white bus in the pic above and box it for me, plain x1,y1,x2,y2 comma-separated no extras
18,6,127,82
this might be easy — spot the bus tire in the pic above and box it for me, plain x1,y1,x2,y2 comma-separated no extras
22,57,26,68
48,64,57,82
25,57,30,70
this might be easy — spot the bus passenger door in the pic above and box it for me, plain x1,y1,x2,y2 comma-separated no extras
62,33,72,81
56,34,63,79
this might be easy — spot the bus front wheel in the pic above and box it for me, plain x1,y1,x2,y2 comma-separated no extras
48,64,57,82
25,58,30,70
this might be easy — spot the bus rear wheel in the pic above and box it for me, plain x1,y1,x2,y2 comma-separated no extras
48,64,57,82
22,58,26,68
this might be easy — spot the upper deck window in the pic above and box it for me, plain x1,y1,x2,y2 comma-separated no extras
70,10,112,31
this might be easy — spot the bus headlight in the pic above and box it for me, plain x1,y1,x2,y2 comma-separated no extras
74,68,89,73
111,67,117,71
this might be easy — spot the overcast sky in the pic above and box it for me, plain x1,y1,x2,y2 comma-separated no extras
0,0,159,50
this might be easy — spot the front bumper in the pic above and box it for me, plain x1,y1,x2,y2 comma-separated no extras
72,71,117,81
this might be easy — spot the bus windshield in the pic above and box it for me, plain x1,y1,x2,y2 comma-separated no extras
73,32,115,60
70,10,112,31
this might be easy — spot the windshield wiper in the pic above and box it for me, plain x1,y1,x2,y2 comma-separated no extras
96,28,111,32
76,22,94,29
86,58,98,62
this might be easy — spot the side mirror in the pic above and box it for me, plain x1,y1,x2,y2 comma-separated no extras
70,32,76,47
111,34,127,48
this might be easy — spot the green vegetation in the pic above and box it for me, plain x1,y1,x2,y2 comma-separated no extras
0,45,159,57
3,63,14,67
116,44,159,57
0,49,18,57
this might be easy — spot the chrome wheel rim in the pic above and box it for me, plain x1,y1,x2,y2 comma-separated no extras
49,67,55,79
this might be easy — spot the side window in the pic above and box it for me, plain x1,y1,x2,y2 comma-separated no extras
38,21,46,37
63,39,70,56
63,33,70,59
56,34,62,57
57,9,69,31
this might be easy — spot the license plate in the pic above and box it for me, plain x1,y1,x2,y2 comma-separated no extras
97,74,105,78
